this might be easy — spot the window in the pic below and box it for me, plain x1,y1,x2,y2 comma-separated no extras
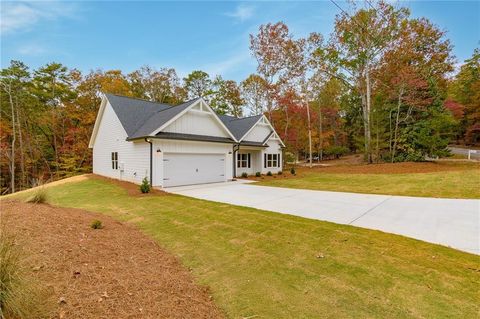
266,153,280,168
111,152,118,170
237,153,250,168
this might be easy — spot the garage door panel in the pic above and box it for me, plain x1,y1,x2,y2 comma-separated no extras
163,153,226,187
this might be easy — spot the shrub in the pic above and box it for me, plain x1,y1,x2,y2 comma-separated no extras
324,146,349,159
140,177,151,193
267,171,272,176
278,171,283,175
0,227,52,318
255,172,261,177
90,220,103,229
290,167,296,175
241,172,248,178
25,187,48,204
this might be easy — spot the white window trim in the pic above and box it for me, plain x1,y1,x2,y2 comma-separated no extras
237,153,250,168
111,152,118,170
266,153,279,168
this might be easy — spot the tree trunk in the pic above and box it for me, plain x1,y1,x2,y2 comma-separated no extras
7,87,16,193
318,105,323,162
15,103,25,190
391,88,404,162
306,102,313,168
365,65,372,163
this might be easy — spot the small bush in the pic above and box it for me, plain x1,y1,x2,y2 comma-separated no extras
140,177,151,193
290,167,296,175
0,227,52,318
241,172,248,178
267,171,272,176
90,220,103,229
255,172,261,177
278,171,283,175
324,146,349,159
25,187,48,204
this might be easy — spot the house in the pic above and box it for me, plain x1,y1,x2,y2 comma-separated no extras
89,94,285,187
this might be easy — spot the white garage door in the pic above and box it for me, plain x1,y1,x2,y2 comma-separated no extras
163,153,226,187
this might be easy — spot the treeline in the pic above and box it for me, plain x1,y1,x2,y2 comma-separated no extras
1,0,478,194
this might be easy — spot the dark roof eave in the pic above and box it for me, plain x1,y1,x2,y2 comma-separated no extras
127,135,236,145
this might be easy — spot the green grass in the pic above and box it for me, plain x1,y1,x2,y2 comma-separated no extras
256,169,480,199
6,178,480,318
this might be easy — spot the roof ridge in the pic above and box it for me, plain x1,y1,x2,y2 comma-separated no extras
104,93,172,106
105,93,200,109
229,114,263,122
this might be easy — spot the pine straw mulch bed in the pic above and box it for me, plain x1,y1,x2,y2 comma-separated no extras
0,200,224,319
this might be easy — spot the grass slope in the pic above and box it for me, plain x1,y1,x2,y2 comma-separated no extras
256,163,480,199
7,177,480,318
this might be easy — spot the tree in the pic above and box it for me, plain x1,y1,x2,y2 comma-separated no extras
312,1,409,163
250,22,315,166
249,22,291,122
210,76,244,116
241,74,268,115
449,49,480,144
0,61,30,192
32,62,76,177
129,66,184,104
374,16,455,161
183,70,212,100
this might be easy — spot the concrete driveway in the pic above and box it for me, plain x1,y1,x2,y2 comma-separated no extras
166,181,480,255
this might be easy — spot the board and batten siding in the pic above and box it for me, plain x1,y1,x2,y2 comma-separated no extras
92,101,150,184
243,122,271,142
163,110,230,137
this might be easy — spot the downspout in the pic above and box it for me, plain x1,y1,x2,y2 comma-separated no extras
145,138,153,186
232,144,240,178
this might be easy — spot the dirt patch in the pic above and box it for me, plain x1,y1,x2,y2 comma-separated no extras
89,175,168,197
0,201,223,319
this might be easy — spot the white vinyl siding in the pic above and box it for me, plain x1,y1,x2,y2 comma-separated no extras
92,101,150,184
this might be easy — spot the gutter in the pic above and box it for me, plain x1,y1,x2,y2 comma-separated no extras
232,144,240,178
145,138,153,186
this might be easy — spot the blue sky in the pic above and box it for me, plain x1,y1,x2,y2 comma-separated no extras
1,1,479,81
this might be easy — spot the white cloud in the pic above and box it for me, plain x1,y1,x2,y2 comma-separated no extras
17,42,47,56
1,1,78,35
225,4,255,22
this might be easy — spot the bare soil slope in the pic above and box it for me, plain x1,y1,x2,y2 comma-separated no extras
1,201,223,319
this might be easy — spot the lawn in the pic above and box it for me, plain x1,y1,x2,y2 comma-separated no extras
6,176,479,318
255,161,480,199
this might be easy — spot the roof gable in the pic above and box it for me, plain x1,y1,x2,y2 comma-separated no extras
218,114,263,141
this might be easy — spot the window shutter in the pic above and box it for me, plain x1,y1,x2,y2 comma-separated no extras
264,154,267,168
248,153,251,168
278,153,281,168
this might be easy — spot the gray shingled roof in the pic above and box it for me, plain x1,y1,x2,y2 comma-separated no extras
105,94,269,142
105,94,200,140
218,114,264,141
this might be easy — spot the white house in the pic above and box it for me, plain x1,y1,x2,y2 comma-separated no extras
89,94,285,187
